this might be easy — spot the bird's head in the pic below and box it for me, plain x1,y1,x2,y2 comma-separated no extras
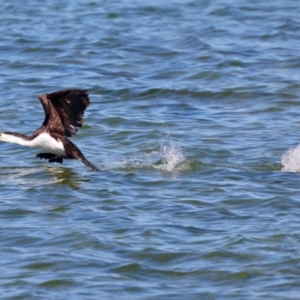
0,133,15,142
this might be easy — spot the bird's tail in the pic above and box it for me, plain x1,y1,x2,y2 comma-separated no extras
81,158,100,171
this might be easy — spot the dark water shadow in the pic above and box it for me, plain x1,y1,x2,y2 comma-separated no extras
45,167,91,190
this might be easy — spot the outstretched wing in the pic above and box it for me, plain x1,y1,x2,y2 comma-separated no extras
33,90,90,137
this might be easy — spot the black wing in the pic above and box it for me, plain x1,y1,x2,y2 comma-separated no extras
33,90,90,137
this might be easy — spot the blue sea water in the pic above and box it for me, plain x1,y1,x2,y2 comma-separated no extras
0,0,300,299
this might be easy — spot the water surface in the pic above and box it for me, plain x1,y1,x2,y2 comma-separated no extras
0,0,300,299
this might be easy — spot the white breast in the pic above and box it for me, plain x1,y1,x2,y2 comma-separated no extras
30,133,66,156
1,132,66,156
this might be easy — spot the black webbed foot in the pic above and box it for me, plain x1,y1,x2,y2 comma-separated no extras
48,157,63,164
36,153,63,164
36,153,56,160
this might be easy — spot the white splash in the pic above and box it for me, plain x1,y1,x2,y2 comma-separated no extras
281,144,300,172
101,128,188,172
154,144,186,172
102,143,187,172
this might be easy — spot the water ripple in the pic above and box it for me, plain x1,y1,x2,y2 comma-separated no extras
0,0,300,299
